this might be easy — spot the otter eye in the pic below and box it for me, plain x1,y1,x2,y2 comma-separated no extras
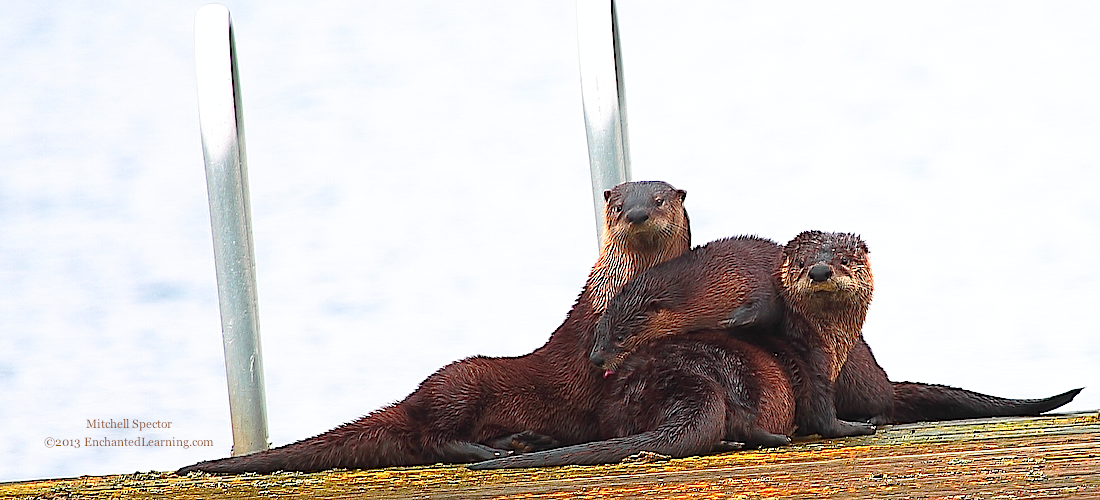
654,197,664,207
612,204,623,213
615,334,624,343
797,259,806,267
840,258,849,265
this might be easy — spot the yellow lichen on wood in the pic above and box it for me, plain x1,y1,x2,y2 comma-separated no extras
1,412,1097,499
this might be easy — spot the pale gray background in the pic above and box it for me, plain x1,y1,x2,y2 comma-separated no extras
1,0,1097,481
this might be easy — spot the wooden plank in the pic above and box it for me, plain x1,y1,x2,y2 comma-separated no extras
3,412,1097,499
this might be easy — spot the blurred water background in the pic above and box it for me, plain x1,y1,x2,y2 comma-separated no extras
1,0,1097,481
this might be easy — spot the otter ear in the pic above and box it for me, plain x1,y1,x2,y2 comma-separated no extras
645,299,665,312
676,189,686,201
604,189,612,202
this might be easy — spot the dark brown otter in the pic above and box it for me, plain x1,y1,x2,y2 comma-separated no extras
591,232,875,439
469,232,873,470
591,229,1081,428
780,232,873,381
467,229,1083,470
788,240,1082,424
769,230,876,437
468,329,795,469
177,180,692,474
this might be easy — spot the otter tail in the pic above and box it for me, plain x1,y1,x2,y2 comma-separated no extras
890,383,1082,424
176,416,420,474
177,406,514,475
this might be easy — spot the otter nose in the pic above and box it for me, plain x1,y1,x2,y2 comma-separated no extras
589,349,605,367
808,263,832,282
625,208,649,225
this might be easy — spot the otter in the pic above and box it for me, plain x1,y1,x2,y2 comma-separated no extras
589,229,1081,428
468,329,796,469
591,232,875,439
588,229,1079,427
178,180,693,474
181,181,1080,474
469,229,1083,470
468,232,873,470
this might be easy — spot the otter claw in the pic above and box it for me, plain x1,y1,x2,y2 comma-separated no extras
713,440,745,452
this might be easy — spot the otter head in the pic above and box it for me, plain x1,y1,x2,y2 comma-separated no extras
602,181,690,254
779,231,874,317
590,273,682,376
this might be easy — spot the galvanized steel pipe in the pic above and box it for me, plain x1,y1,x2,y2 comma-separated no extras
194,3,270,456
576,0,632,245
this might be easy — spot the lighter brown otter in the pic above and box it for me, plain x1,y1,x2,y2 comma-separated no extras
590,182,691,314
177,180,694,474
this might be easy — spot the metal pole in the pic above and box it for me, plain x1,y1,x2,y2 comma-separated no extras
576,0,632,245
194,3,269,456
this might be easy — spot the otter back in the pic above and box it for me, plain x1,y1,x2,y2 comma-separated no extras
590,235,783,373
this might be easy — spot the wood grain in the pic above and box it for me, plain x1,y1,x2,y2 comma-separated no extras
4,412,1097,499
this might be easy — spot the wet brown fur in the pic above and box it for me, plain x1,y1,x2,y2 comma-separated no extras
590,226,1078,429
177,181,691,474
468,330,795,469
591,235,783,373
836,340,1083,425
468,227,1083,470
468,232,874,470
591,231,875,438
586,330,796,458
779,231,873,383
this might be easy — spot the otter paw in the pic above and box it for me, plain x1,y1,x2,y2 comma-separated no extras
718,303,761,329
747,432,792,449
486,431,561,454
822,420,876,438
869,415,893,427
718,295,779,330
712,440,745,452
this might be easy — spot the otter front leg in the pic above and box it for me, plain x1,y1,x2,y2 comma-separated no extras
792,357,877,439
794,398,876,438
718,292,780,329
795,381,877,438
